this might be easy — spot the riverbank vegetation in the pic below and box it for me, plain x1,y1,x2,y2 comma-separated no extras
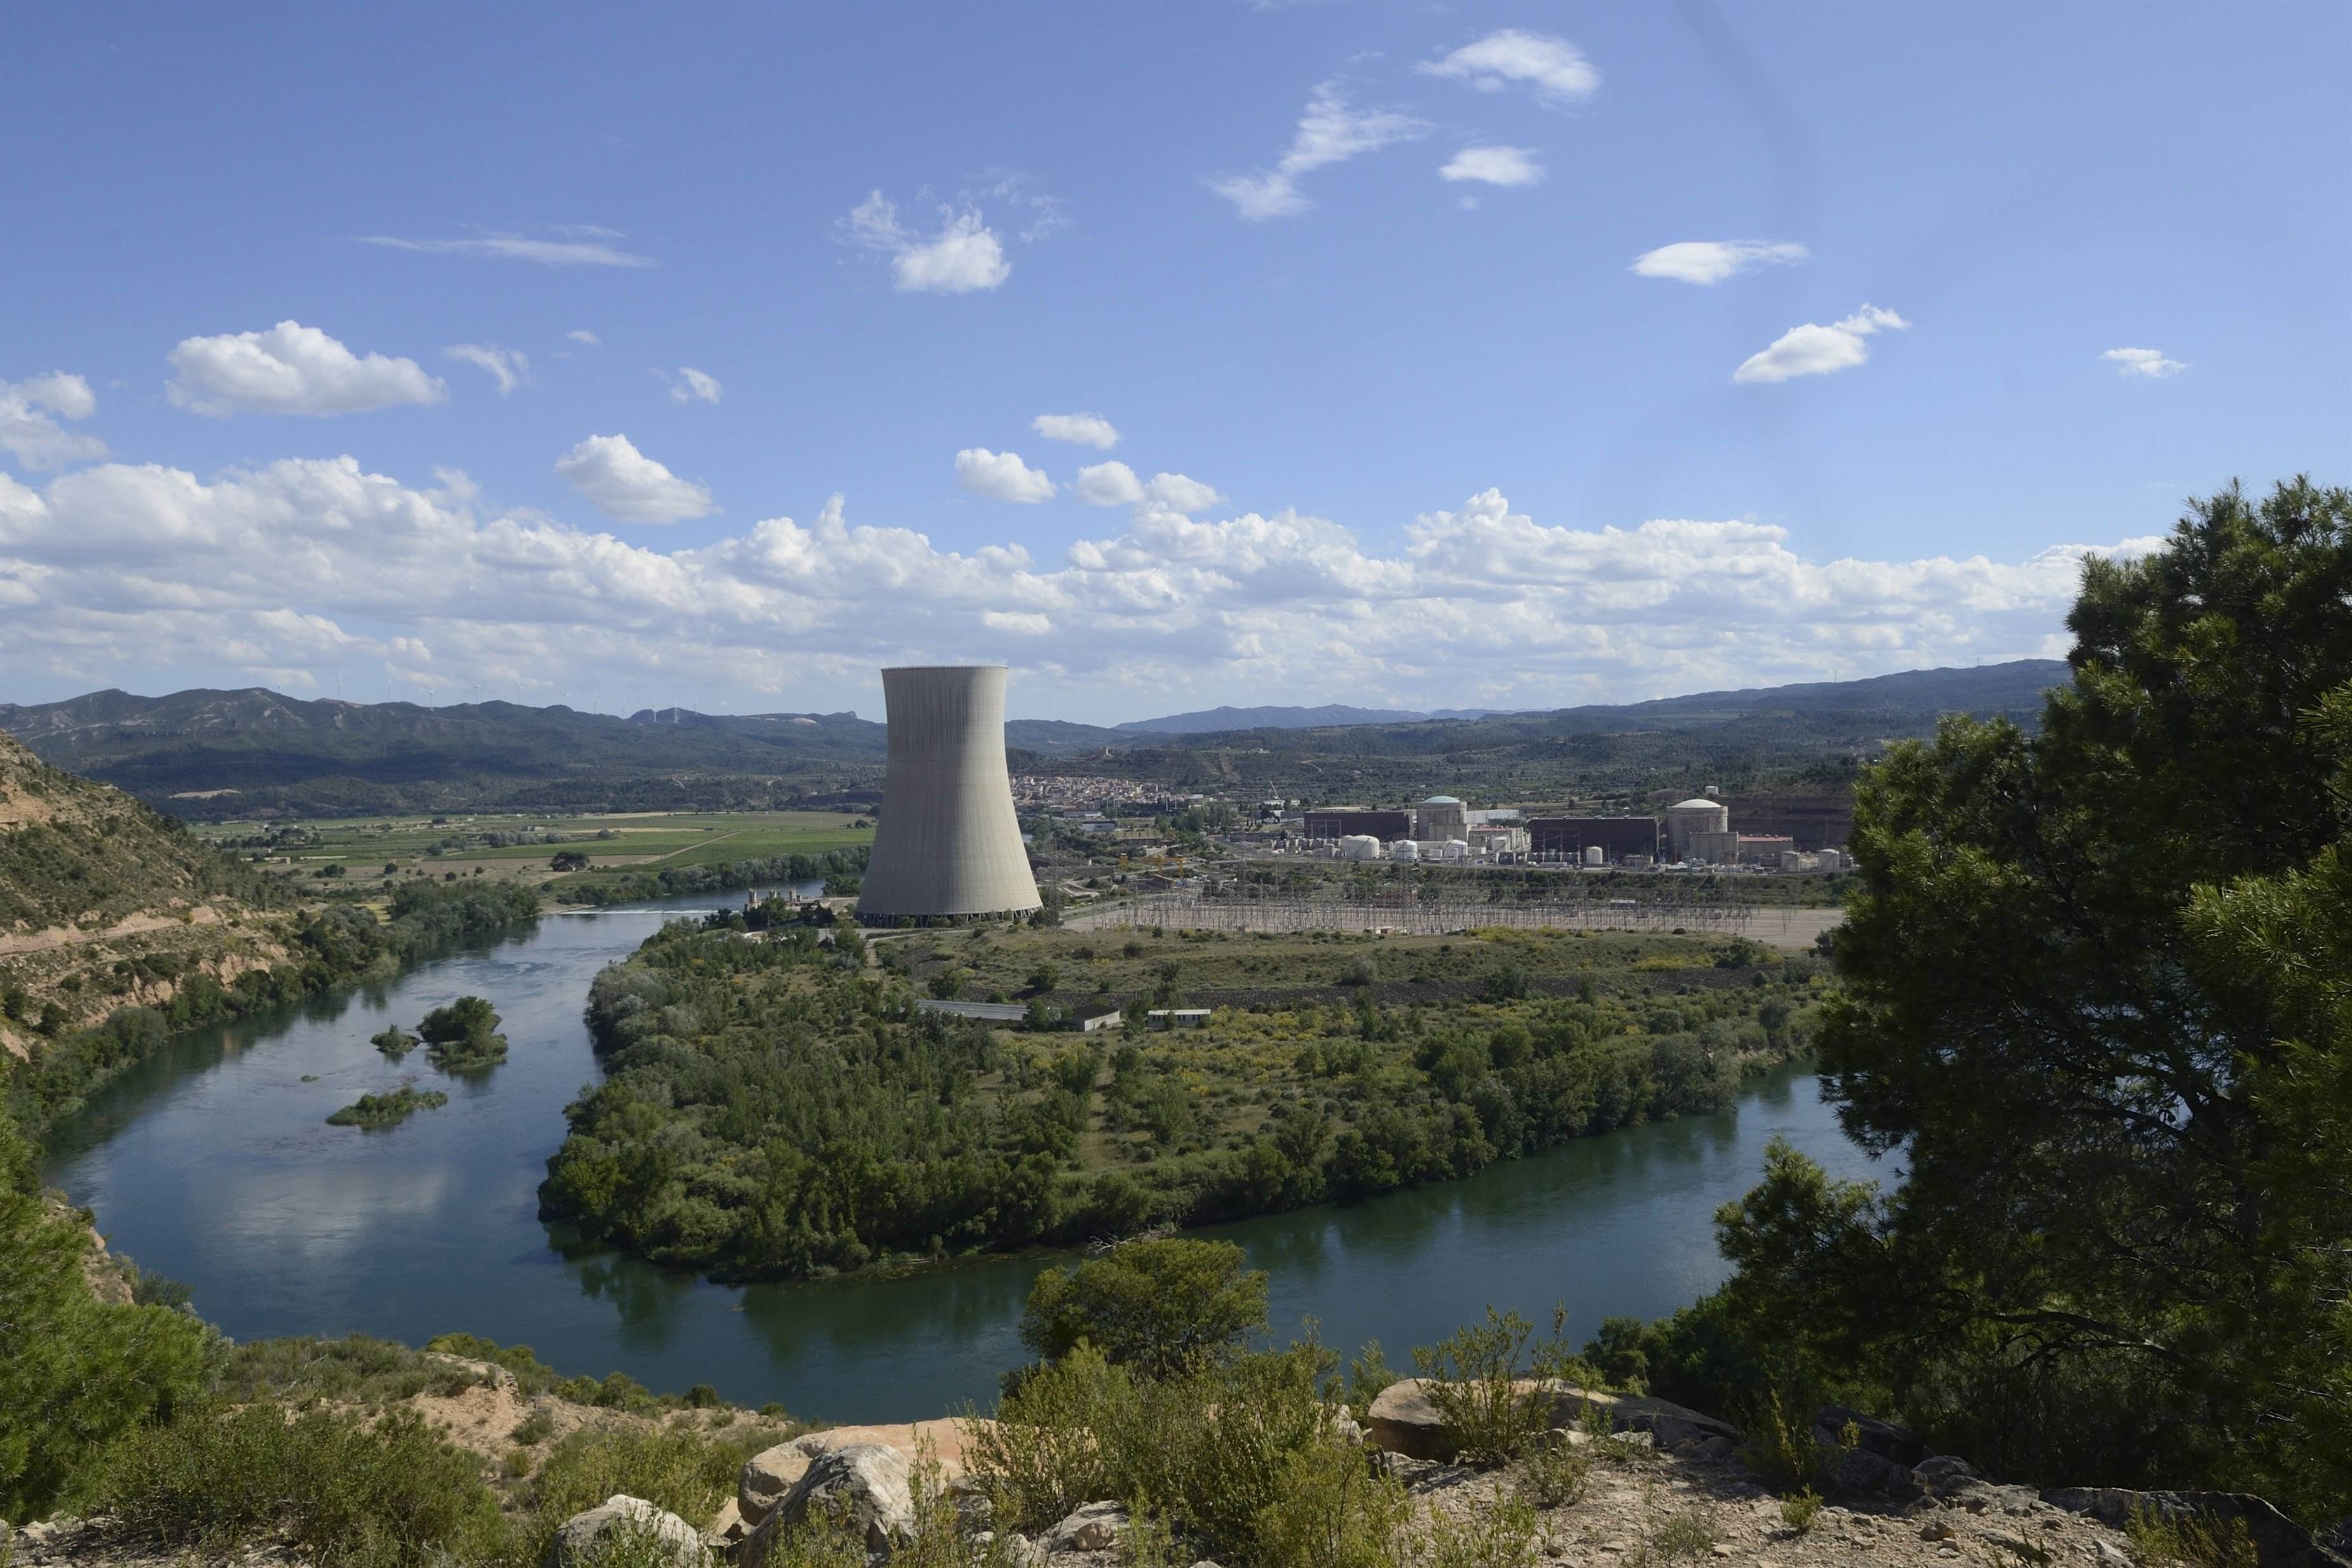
1594,480,2352,1531
325,1082,449,1128
4,880,541,1133
537,917,1824,1279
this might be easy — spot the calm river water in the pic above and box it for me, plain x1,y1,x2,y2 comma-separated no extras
41,895,1887,1424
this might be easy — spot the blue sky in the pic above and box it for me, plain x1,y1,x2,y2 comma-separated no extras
3,3,2346,723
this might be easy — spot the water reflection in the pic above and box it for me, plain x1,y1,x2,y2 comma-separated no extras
43,891,1884,1422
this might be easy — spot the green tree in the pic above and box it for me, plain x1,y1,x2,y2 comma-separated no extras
1019,1237,1271,1379
416,995,499,1047
0,1103,215,1518
1716,479,2352,1517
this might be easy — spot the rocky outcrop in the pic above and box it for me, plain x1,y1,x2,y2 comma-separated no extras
543,1495,709,1568
738,1419,988,1526
1362,1377,1735,1462
739,1445,916,1568
1041,1503,1130,1555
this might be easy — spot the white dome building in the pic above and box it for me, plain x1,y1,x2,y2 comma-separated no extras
1414,795,1468,843
1664,796,1732,862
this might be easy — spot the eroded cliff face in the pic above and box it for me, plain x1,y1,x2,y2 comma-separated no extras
0,732,295,1058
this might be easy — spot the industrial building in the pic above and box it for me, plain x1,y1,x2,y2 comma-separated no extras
1304,808,1412,842
1414,795,1468,843
856,665,1043,924
1526,816,1660,863
1718,794,1856,852
1665,796,1732,861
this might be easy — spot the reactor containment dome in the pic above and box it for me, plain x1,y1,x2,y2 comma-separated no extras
857,665,1042,924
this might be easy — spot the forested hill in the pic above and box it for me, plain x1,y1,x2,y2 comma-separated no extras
0,732,283,937
0,660,2067,818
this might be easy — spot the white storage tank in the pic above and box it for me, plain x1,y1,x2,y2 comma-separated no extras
1337,834,1384,861
1390,839,1420,862
1583,845,1604,868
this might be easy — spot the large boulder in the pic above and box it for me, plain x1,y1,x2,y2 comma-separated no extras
1814,1405,1927,1468
1043,1502,1130,1555
739,1445,917,1568
740,1420,992,1525
544,1494,710,1568
1363,1379,1735,1462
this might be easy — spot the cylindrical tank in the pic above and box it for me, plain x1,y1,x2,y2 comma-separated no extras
1414,795,1468,842
1337,834,1383,861
1390,839,1419,862
856,665,1042,922
1583,845,1604,868
1665,796,1732,861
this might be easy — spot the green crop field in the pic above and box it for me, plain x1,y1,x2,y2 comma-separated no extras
196,809,872,885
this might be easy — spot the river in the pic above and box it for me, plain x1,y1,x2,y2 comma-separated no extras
41,892,1890,1424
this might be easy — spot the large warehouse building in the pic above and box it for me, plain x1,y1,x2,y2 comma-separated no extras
1526,816,1660,862
1304,808,1412,842
856,665,1042,924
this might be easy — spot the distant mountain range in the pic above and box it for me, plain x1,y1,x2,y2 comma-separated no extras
0,660,2070,818
1117,704,1507,734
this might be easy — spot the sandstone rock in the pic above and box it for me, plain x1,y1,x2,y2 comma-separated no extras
544,1494,710,1568
1043,1501,1130,1555
1362,1379,1733,1462
706,1497,749,1546
742,1420,990,1524
740,1445,917,1568
1814,1405,1927,1468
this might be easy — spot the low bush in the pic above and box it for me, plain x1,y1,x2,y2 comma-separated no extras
104,1403,500,1567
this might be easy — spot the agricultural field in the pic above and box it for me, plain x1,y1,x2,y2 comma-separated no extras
195,810,872,887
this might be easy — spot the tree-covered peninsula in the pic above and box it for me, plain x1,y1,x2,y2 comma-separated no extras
538,918,1825,1279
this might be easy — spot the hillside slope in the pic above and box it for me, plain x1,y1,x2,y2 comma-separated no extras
0,732,298,1060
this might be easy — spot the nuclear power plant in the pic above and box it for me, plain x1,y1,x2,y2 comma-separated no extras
856,665,1043,924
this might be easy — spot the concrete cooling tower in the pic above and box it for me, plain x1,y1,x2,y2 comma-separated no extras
856,665,1042,924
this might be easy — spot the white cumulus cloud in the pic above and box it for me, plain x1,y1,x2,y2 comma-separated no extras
554,433,714,524
0,373,107,470
1733,305,1910,385
168,322,446,416
2102,347,2186,379
1210,83,1428,221
1073,461,1145,507
567,329,601,346
444,344,528,395
0,445,2159,718
1144,473,1225,515
1439,146,1544,187
841,192,1013,294
955,448,1055,503
1033,412,1121,449
668,367,723,404
1419,30,1599,104
1632,240,1809,285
